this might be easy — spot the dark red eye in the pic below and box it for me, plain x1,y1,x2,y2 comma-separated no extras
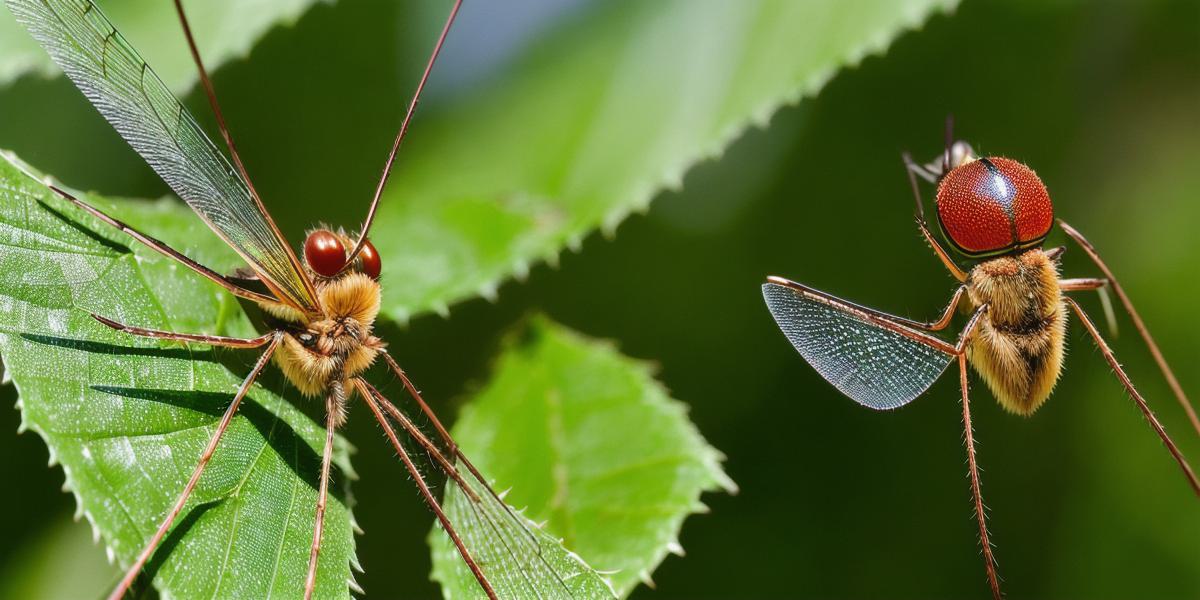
359,238,381,280
935,157,1053,257
304,230,346,277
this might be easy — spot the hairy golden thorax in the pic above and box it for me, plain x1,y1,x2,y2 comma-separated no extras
260,269,384,412
965,248,1067,415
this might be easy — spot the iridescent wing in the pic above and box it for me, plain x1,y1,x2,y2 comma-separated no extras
763,277,954,410
6,0,320,312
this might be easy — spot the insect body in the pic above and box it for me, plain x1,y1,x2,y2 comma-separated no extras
272,231,384,405
7,0,614,598
965,247,1066,415
763,135,1200,600
935,155,1065,414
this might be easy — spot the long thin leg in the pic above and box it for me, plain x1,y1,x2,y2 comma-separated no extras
1066,298,1200,495
1058,220,1200,438
380,352,455,450
47,185,275,305
1059,277,1106,291
108,333,282,600
376,354,534,539
303,385,341,600
343,0,464,267
959,353,1002,600
355,378,475,499
92,314,275,348
1060,277,1118,336
354,379,499,600
901,153,969,282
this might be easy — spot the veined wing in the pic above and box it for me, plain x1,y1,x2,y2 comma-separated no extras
439,460,617,599
763,277,953,410
360,377,615,599
6,0,320,312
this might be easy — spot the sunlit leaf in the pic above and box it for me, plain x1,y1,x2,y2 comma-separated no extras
376,0,958,321
0,0,323,89
430,316,735,598
0,150,357,599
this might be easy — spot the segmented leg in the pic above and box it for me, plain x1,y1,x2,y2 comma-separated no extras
959,353,1002,600
303,385,341,600
354,378,499,600
48,185,275,305
1058,220,1200,438
1065,298,1200,495
377,353,535,541
355,379,473,496
1060,277,1118,336
107,333,282,600
91,313,275,348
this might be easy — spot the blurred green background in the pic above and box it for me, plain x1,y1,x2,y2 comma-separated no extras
1,0,1197,598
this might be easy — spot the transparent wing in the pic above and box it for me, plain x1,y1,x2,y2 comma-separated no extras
362,377,615,599
6,0,319,311
763,279,953,410
439,461,617,599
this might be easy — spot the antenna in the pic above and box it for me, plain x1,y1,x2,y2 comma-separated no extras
943,114,955,175
345,0,464,269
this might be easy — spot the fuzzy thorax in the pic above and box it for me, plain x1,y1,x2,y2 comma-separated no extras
966,249,1067,415
265,272,384,403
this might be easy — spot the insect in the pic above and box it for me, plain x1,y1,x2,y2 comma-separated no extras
6,0,613,598
761,125,1200,600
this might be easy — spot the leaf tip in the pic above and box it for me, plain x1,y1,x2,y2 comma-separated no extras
512,259,531,281
566,233,584,252
637,568,657,589
478,281,499,302
432,301,450,318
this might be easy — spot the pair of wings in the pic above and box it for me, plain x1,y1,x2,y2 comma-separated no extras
762,278,955,410
6,0,320,312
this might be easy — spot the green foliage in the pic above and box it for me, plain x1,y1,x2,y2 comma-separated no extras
431,317,735,598
0,0,321,89
371,0,959,321
0,151,357,599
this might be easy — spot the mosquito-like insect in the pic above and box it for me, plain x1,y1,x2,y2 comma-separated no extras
762,125,1199,599
6,0,613,598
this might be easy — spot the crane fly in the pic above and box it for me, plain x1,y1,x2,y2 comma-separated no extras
5,0,614,598
762,125,1200,600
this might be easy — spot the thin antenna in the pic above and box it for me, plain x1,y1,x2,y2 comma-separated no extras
172,0,316,304
173,0,260,207
943,114,955,175
345,0,464,268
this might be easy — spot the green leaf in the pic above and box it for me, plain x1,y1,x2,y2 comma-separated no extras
375,0,958,321
0,150,357,599
0,0,321,89
430,316,735,598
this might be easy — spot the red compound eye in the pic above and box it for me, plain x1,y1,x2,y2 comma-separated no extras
359,238,381,280
935,157,1053,257
304,230,346,277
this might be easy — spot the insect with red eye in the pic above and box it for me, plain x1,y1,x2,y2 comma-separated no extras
762,127,1200,600
7,0,616,598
